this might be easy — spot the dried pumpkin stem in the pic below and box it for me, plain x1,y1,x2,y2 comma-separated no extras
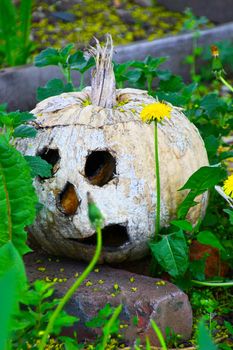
89,34,116,108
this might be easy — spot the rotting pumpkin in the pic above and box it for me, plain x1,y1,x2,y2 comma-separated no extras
17,35,209,263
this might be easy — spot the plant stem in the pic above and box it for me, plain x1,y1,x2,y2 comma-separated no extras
219,76,233,93
147,74,153,95
154,121,160,241
151,320,168,350
192,280,233,287
38,225,102,350
79,73,85,90
101,304,123,349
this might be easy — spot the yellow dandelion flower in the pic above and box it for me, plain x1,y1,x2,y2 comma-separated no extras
140,102,172,123
223,174,233,198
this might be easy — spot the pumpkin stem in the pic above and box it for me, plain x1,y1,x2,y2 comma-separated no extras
89,34,116,108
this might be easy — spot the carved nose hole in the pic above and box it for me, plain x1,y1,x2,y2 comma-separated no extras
57,182,80,216
37,147,60,179
84,151,116,187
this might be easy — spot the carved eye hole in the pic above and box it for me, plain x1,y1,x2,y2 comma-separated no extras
84,150,116,187
37,147,60,179
57,182,80,216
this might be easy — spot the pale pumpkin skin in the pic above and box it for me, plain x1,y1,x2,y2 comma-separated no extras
17,87,209,263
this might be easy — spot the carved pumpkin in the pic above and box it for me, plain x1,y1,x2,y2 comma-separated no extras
17,37,208,263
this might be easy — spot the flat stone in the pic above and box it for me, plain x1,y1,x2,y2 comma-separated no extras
24,251,192,346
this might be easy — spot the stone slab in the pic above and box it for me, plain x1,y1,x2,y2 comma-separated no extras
24,251,192,346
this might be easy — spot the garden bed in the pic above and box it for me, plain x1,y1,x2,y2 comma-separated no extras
1,22,233,111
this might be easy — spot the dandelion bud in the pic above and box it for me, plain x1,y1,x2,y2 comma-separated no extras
87,192,104,228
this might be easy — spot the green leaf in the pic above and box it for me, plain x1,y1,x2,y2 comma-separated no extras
0,0,17,65
34,48,62,67
0,110,35,129
197,231,225,251
224,209,233,225
178,166,226,219
159,75,184,92
224,321,233,335
204,135,220,162
197,319,217,350
171,219,193,231
60,43,74,58
149,230,189,278
37,79,74,101
0,265,18,350
179,166,225,191
18,0,33,64
189,258,206,281
69,51,95,73
13,125,37,138
200,93,226,116
86,304,113,328
24,156,52,178
125,70,142,83
0,136,37,255
0,241,27,291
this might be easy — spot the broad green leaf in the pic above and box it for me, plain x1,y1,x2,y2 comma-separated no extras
0,110,35,129
159,75,184,92
197,319,217,350
69,51,95,73
178,166,226,219
189,259,206,281
149,230,189,278
200,93,226,116
34,47,62,67
36,79,74,101
13,125,37,138
171,219,193,231
24,156,52,178
179,166,226,191
60,43,74,57
0,241,27,291
204,135,220,162
0,136,37,255
125,70,142,83
197,231,224,251
0,266,17,350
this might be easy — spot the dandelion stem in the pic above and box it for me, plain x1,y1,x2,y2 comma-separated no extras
154,121,160,240
192,280,233,287
38,225,102,350
219,76,233,93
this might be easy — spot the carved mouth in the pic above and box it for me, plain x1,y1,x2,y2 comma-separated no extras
68,224,130,250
